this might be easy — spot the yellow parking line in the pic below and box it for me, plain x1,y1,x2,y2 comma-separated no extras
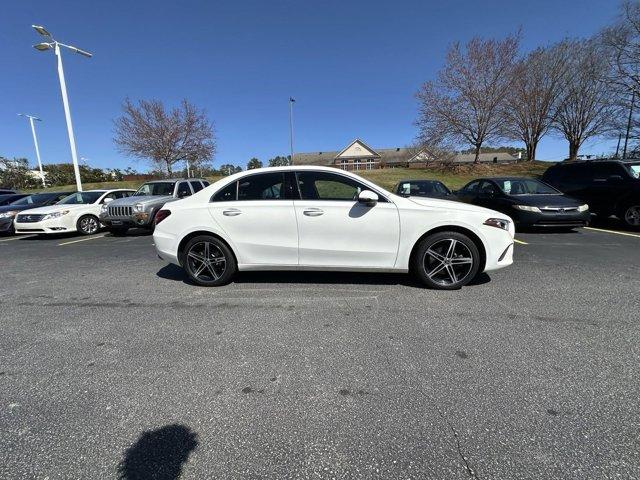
585,226,640,238
513,238,528,245
0,235,35,242
58,234,107,246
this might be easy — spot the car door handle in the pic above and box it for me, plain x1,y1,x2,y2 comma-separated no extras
303,208,324,217
223,209,242,216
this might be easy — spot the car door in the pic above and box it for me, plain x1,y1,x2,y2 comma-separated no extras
589,163,629,213
456,180,481,204
294,170,400,268
475,180,502,209
207,172,298,266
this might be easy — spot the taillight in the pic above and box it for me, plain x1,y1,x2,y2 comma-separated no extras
154,209,171,225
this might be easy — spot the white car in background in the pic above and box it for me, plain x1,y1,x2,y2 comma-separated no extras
14,189,136,236
153,166,515,290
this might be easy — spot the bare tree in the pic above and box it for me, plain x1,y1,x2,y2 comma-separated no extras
114,99,216,176
602,1,640,91
503,43,570,161
552,40,619,161
416,33,520,163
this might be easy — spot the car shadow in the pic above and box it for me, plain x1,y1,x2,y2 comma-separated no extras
156,263,491,288
118,424,198,480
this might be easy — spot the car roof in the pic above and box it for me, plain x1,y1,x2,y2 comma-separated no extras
477,177,540,181
396,179,443,183
144,178,206,183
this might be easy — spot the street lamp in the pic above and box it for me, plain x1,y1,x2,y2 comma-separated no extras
17,113,46,187
31,25,92,191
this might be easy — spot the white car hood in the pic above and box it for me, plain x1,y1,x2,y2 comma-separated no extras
407,197,509,219
18,204,90,215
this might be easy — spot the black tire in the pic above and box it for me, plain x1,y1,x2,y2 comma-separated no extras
109,227,129,236
76,215,100,235
620,203,640,229
182,235,236,286
412,231,480,290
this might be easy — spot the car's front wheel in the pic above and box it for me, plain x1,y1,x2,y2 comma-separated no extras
182,235,236,286
413,231,480,290
77,215,100,235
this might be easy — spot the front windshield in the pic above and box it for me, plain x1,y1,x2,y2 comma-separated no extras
134,182,175,196
58,192,104,205
627,163,640,179
399,181,450,196
496,179,559,195
10,194,53,206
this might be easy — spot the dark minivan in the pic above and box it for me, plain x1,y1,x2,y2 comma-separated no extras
542,160,640,227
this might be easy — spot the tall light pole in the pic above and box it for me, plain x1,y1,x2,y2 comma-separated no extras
18,113,46,187
289,97,295,165
32,25,92,191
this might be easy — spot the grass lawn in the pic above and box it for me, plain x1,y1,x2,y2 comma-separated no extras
24,161,552,194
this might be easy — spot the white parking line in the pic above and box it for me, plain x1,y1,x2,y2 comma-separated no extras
585,227,640,239
513,239,528,245
58,234,107,246
0,235,36,242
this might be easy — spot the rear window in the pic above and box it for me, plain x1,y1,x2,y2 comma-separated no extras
190,181,204,193
625,164,640,178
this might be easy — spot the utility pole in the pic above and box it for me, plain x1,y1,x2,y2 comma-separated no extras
18,114,46,187
623,89,635,159
289,97,295,165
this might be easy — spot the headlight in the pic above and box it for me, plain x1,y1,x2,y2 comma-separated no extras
42,210,70,220
484,218,511,231
0,211,18,219
133,203,144,212
578,204,589,212
513,205,541,213
100,204,108,214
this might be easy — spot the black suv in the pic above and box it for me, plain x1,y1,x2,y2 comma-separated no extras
542,160,640,227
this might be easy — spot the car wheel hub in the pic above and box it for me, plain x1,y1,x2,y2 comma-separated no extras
187,241,227,281
625,206,640,226
422,238,474,286
81,217,98,234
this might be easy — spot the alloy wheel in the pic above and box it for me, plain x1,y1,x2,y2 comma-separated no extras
186,241,227,282
80,216,99,234
422,238,474,286
624,205,640,226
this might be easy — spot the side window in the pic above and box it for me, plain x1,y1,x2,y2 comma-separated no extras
462,181,480,194
211,182,237,202
202,180,210,187
102,193,117,202
190,181,204,193
592,163,626,179
119,191,134,198
297,171,373,201
177,182,192,198
238,173,286,200
479,181,498,195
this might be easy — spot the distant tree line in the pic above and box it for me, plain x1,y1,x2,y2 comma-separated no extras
416,1,640,163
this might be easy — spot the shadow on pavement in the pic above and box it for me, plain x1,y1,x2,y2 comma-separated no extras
156,263,491,288
118,424,198,480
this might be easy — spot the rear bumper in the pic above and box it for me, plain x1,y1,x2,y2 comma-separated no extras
153,229,180,265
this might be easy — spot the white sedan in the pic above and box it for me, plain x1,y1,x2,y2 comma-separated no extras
14,189,136,236
153,167,514,289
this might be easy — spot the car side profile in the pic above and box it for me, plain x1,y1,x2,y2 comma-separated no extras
542,159,640,227
153,166,515,290
14,189,135,236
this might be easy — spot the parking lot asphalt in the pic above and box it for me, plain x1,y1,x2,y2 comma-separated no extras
1,222,639,479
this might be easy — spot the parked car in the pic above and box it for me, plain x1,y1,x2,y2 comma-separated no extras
153,166,514,290
542,159,640,227
0,193,29,206
0,191,74,235
394,179,456,200
14,189,136,236
100,178,209,235
455,177,590,229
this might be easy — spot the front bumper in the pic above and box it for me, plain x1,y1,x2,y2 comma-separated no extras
511,209,590,228
14,216,75,234
100,212,153,228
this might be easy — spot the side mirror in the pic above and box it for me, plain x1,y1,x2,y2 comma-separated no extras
358,190,378,206
103,197,113,204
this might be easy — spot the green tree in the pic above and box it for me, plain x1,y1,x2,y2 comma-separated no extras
268,155,291,167
0,157,40,189
247,158,263,170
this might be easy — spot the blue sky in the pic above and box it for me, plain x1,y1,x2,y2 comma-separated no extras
0,0,621,171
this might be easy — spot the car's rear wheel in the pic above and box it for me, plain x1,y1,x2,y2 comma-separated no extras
413,231,480,290
109,227,129,236
183,235,236,286
621,203,640,228
77,215,100,235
